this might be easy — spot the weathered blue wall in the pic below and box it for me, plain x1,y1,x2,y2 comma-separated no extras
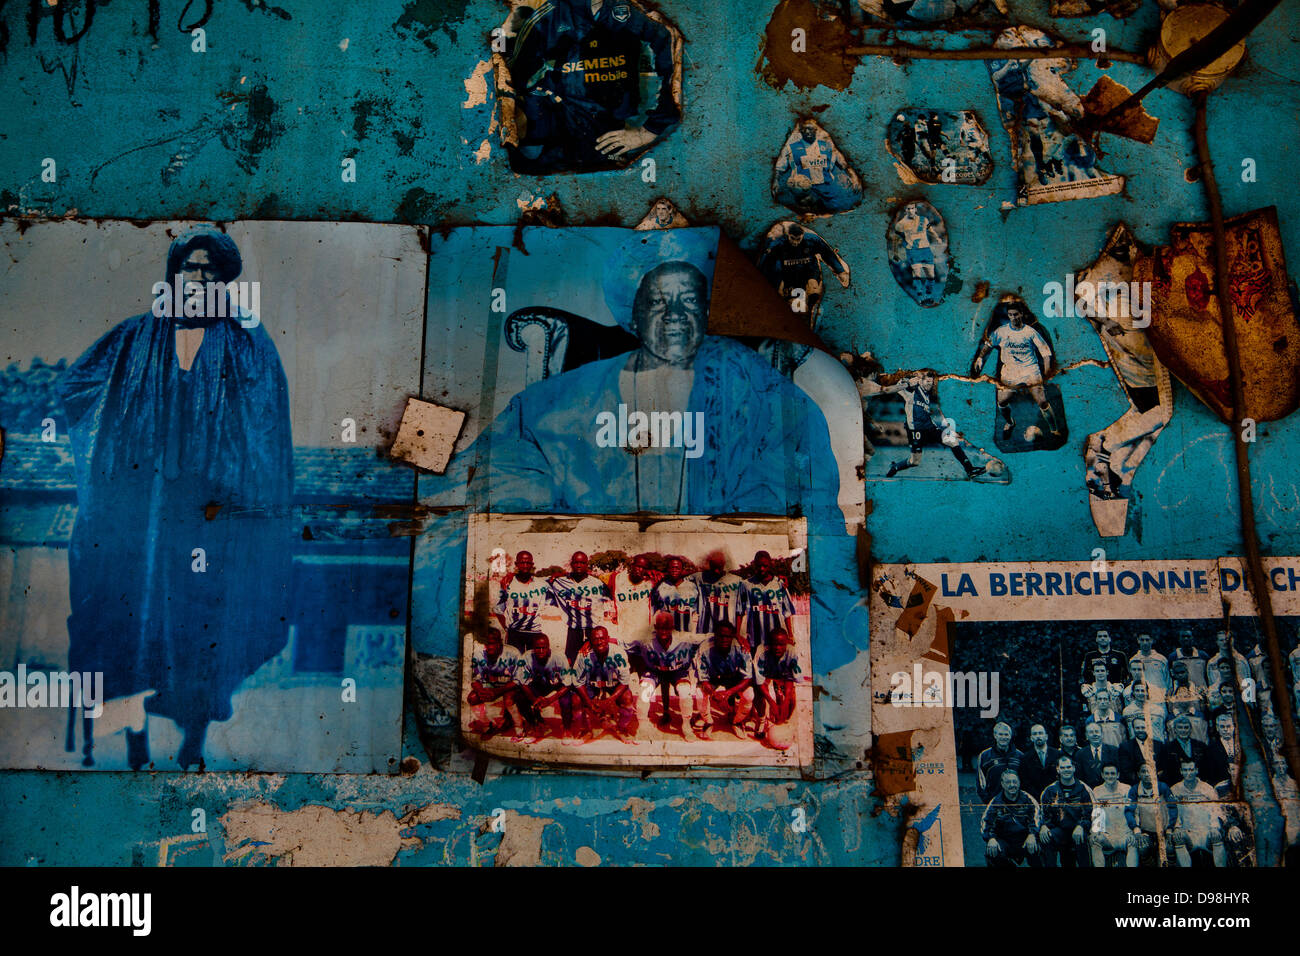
1,0,1297,864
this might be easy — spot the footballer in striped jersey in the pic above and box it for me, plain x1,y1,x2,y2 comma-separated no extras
548,551,614,661
468,629,526,737
493,550,553,651
737,552,795,653
650,556,701,632
633,611,706,739
606,553,658,648
753,629,801,747
571,626,639,742
693,621,755,740
514,633,578,740
692,551,744,636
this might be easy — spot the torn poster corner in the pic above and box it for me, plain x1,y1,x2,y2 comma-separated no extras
986,26,1125,207
389,398,466,474
1076,223,1172,538
1137,206,1300,424
1082,76,1160,144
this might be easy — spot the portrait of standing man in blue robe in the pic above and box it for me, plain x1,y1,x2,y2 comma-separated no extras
57,226,293,770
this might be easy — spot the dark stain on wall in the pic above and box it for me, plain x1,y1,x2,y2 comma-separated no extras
759,0,860,92
394,0,474,52
395,187,442,224
218,83,285,174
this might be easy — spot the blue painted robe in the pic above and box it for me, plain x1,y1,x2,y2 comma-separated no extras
470,336,840,525
57,311,293,727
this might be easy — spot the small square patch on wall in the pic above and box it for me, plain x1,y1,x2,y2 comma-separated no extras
389,398,465,474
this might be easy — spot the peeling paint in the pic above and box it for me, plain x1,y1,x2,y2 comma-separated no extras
484,810,554,867
463,60,492,110
622,797,661,840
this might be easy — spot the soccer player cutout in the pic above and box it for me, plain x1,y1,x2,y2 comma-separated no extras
606,553,657,649
514,633,578,741
693,621,754,740
981,769,1042,867
970,295,1061,442
651,556,701,632
1080,628,1128,684
1208,631,1252,685
494,550,553,652
755,222,850,328
1081,659,1122,716
1166,668,1211,746
633,611,705,740
1090,762,1135,867
1170,757,1227,867
571,626,638,744
1207,659,1246,716
891,202,946,303
1076,224,1172,536
1118,660,1149,707
1126,761,1177,867
771,120,862,215
1039,755,1092,867
1088,691,1126,749
977,721,1024,804
1131,632,1172,694
737,552,796,654
753,630,801,749
878,371,985,479
1171,630,1211,689
468,629,526,737
504,0,680,173
548,551,614,662
692,550,743,636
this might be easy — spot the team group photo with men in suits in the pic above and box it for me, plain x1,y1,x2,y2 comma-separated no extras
956,621,1294,867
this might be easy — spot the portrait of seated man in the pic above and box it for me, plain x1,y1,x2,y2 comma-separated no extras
500,0,682,174
980,769,1042,867
454,230,842,529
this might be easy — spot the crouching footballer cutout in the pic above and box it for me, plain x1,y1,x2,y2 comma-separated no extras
694,621,755,740
468,628,526,737
754,629,801,749
635,611,705,740
514,633,579,742
571,626,639,744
